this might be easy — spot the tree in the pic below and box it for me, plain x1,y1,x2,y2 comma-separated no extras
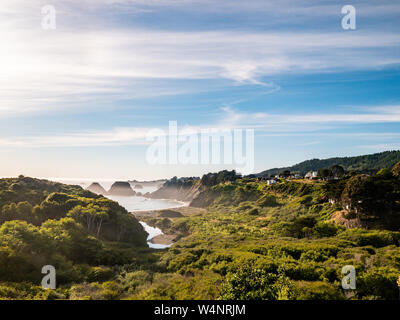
318,168,332,180
286,216,317,238
40,218,86,257
376,168,392,179
16,201,33,222
0,220,51,256
95,210,109,237
280,170,291,178
0,203,18,223
329,165,345,178
391,161,400,178
341,174,400,229
67,205,108,237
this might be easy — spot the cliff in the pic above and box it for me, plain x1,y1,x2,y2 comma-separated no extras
108,181,136,196
86,182,108,195
147,177,201,202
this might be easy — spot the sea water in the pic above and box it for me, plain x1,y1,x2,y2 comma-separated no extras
57,179,185,249
107,195,185,249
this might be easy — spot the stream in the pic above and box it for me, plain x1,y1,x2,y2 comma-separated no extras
106,194,185,249
56,179,184,249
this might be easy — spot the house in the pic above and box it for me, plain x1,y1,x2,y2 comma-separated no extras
267,179,277,185
305,171,318,179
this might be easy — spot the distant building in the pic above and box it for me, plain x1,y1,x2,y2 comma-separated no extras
305,171,318,179
267,179,277,185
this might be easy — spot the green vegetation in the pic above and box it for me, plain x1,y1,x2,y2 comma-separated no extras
0,176,151,299
130,164,400,300
258,150,400,177
0,160,399,300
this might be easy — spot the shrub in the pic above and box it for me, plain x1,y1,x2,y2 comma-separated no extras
247,208,259,216
357,267,399,300
313,222,338,238
220,263,292,300
293,281,344,300
87,266,114,282
257,195,278,207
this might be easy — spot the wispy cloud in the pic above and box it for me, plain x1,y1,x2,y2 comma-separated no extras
358,143,400,151
220,105,400,129
1,26,400,117
2,105,400,148
1,0,400,117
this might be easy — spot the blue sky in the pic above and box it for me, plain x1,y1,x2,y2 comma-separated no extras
1,0,400,180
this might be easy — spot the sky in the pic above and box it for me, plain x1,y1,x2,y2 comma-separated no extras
0,0,400,181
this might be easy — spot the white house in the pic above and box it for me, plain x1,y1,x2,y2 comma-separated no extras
305,171,318,179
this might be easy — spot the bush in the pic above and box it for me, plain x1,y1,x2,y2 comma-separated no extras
220,263,292,300
293,281,344,300
247,208,259,216
299,195,313,206
357,231,399,248
357,268,399,300
257,195,278,207
284,216,317,238
118,270,153,294
87,266,114,282
313,222,338,238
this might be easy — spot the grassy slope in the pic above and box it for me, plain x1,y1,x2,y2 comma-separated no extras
129,178,400,300
0,175,398,300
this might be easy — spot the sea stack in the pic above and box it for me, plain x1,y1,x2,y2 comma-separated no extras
108,181,136,196
86,182,108,195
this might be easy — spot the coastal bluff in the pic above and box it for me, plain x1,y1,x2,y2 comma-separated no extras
108,181,136,196
86,182,108,195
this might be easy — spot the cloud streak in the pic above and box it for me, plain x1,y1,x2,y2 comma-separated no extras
2,105,400,148
1,25,400,117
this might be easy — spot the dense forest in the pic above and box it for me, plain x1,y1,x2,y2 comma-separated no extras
258,150,400,177
0,157,399,300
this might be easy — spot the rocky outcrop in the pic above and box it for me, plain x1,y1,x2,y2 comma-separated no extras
86,182,108,195
331,210,363,228
147,177,201,202
337,173,400,230
108,181,136,196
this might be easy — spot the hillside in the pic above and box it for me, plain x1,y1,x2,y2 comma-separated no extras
147,171,240,202
86,182,108,195
129,164,400,300
0,164,399,300
108,181,136,196
257,150,400,177
0,176,150,298
146,176,202,202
